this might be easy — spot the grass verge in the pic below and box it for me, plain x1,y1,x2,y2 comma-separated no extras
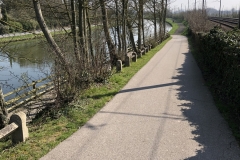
0,30,69,43
166,18,178,35
0,21,177,159
0,34,42,43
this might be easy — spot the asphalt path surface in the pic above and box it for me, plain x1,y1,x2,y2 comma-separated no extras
41,25,240,160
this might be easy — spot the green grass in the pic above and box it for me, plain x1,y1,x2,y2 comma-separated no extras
0,30,69,43
0,34,42,43
166,18,179,35
0,22,178,159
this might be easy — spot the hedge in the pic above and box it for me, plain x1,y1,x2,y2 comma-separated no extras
195,27,240,111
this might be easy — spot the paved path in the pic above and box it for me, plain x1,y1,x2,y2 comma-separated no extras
41,29,240,159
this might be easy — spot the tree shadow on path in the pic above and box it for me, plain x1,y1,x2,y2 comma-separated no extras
172,52,240,159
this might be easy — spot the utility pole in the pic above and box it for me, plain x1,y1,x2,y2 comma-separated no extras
238,9,240,29
202,0,205,14
219,0,221,17
188,0,189,10
195,0,197,10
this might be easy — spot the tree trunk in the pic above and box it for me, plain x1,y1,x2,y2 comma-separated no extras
163,0,167,35
153,0,157,40
99,0,116,66
159,0,164,40
137,0,143,51
86,6,94,61
0,87,8,129
70,0,80,62
32,0,71,76
141,0,145,47
83,2,89,62
127,20,137,54
115,0,122,52
79,0,86,55
122,0,128,56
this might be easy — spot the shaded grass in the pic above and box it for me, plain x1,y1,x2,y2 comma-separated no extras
0,22,177,159
181,21,189,36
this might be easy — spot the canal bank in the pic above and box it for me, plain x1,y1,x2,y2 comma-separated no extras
0,19,177,159
0,21,172,95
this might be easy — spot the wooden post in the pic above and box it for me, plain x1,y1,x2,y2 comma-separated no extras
0,86,8,129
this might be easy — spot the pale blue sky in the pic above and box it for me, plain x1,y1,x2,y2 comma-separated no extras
169,0,240,11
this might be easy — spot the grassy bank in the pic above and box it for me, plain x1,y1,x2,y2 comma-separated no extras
166,18,178,35
0,34,42,43
0,21,178,159
0,30,69,43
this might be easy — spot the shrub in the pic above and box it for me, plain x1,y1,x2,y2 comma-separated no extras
8,21,23,33
20,21,33,31
0,23,9,34
20,19,39,31
198,27,240,108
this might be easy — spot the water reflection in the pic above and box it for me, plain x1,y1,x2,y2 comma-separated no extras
0,21,172,95
0,39,52,94
2,39,52,68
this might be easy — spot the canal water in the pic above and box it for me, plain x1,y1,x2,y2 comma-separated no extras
0,22,172,95
0,39,52,96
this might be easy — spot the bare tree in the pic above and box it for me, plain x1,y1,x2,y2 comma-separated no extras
32,0,71,77
99,0,117,66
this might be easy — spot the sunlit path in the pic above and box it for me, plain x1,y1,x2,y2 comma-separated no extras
41,27,240,160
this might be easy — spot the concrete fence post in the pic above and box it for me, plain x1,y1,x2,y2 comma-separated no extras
142,48,146,55
138,50,142,58
148,45,151,50
145,46,149,53
9,112,29,143
116,60,122,72
125,56,130,67
132,53,137,62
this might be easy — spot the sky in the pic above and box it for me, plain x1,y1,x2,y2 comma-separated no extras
169,0,240,11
